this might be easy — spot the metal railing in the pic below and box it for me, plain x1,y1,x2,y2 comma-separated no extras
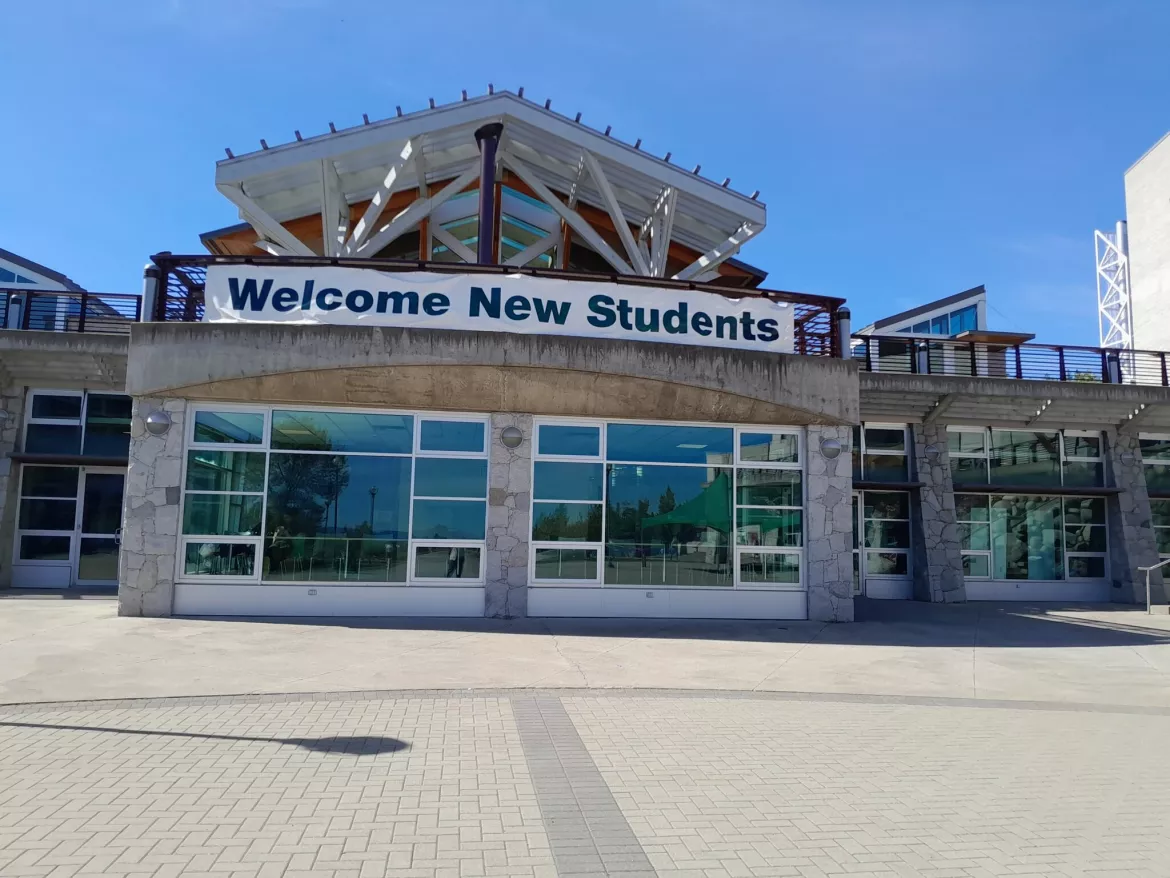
1137,558,1170,614
151,253,846,356
854,334,1170,387
0,288,142,334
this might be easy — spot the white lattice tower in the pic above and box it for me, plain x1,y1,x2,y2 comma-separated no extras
1096,220,1132,350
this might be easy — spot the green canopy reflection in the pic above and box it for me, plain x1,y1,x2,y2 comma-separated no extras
641,471,732,533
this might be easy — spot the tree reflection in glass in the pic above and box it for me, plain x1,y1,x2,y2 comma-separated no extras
604,464,732,587
264,451,411,582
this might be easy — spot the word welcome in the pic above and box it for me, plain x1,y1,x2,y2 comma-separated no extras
203,267,795,354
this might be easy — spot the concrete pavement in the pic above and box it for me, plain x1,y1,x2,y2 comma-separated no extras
4,596,1170,877
2,594,1170,708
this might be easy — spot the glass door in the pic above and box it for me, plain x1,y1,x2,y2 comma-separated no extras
852,493,862,596
74,468,125,586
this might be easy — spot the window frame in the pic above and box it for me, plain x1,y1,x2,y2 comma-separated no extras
528,416,806,591
859,490,912,580
947,426,1106,489
13,463,80,568
22,390,135,461
854,423,911,482
954,491,1109,582
1139,433,1170,496
177,403,490,587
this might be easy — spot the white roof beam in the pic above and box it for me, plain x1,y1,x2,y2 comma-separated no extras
501,151,634,275
673,222,760,281
319,159,348,258
356,164,479,257
254,240,293,257
216,183,316,256
504,231,561,267
344,139,416,255
431,225,478,263
654,187,678,278
583,151,650,275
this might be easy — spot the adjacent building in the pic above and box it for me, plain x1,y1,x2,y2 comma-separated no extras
1127,131,1170,351
2,92,1169,621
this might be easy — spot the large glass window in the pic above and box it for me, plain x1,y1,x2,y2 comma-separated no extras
1140,436,1170,494
853,424,910,482
948,427,1105,489
178,407,488,584
23,391,132,459
531,421,803,589
956,493,1107,581
1151,499,1170,560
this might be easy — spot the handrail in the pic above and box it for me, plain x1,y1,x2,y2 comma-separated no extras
854,333,1170,388
1137,558,1170,615
0,287,142,334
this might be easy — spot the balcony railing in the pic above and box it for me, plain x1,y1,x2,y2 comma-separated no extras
855,334,1170,386
0,288,142,334
151,253,846,356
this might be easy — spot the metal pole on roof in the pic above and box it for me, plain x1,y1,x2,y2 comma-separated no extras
836,307,851,359
142,263,161,322
474,123,504,265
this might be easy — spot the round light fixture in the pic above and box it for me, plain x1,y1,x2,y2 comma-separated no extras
1120,450,1136,466
144,410,172,436
819,437,842,460
924,444,942,463
500,425,524,449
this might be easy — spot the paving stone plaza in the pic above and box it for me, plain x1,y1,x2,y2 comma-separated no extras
2,599,1170,877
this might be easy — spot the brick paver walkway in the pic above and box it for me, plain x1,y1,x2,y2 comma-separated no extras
2,690,1169,877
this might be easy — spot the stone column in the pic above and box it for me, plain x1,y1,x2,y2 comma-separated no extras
806,425,854,622
1105,430,1165,607
910,423,966,603
0,384,25,587
485,413,532,618
118,397,185,617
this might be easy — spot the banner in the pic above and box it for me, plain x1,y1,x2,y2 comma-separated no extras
202,266,794,354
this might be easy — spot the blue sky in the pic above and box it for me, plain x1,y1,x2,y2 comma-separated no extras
2,0,1167,345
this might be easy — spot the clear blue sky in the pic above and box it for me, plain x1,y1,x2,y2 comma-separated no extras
3,0,1167,345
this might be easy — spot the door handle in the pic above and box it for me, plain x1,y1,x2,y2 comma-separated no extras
114,528,122,546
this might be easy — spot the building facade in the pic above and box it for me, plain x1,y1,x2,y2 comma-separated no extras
1126,131,1170,352
3,92,1170,620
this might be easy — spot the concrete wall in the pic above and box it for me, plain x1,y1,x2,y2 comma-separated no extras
126,324,859,427
1106,430,1166,606
910,423,966,603
0,384,25,588
1126,132,1170,352
806,425,854,622
486,413,532,618
118,397,185,617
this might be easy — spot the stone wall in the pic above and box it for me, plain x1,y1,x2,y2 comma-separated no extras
485,413,532,618
0,384,25,587
1105,430,1165,606
910,423,966,603
118,397,185,617
806,425,854,622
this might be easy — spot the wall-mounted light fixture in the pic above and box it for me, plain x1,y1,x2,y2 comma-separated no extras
144,410,172,436
500,425,524,449
819,437,842,460
1120,450,1137,467
924,444,942,464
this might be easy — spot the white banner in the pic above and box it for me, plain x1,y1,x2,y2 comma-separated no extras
202,266,794,354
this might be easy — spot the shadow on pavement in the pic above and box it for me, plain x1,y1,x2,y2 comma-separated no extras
172,599,1170,649
0,720,409,755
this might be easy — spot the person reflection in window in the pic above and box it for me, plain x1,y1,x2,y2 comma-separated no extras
446,547,464,578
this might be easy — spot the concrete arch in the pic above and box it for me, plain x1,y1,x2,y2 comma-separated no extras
127,324,857,425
